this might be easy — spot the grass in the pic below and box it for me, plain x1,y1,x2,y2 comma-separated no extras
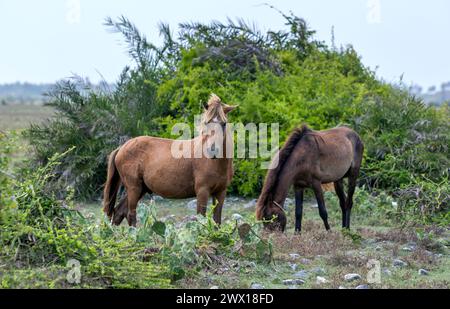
79,196,450,289
0,104,54,131
1,106,448,289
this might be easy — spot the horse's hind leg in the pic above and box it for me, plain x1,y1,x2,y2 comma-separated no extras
312,180,330,231
112,194,128,225
345,137,363,229
334,179,347,228
125,186,144,227
345,172,358,229
212,190,226,225
196,187,210,217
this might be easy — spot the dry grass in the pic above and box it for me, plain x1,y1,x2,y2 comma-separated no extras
0,104,54,131
270,221,355,261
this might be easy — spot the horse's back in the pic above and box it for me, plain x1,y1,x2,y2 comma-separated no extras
311,127,362,182
319,126,362,155
114,136,197,197
116,136,174,165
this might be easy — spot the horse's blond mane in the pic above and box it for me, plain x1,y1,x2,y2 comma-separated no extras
200,94,228,132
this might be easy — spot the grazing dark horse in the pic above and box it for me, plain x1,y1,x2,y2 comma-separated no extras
255,125,364,232
103,94,237,226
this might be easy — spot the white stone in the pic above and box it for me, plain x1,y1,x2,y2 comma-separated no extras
344,273,362,282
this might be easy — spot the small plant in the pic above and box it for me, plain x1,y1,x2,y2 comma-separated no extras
341,228,363,244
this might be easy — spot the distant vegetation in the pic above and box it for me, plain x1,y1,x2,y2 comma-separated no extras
0,82,53,105
0,82,114,105
413,82,450,107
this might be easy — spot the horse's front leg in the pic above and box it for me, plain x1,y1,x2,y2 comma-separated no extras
212,190,226,225
312,180,330,231
294,186,304,233
196,188,210,217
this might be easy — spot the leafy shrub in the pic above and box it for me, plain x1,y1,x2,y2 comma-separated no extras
0,144,171,288
23,10,449,224
395,175,450,226
357,90,449,190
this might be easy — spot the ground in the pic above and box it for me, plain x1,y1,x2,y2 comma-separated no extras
0,104,54,131
2,104,449,289
80,197,450,289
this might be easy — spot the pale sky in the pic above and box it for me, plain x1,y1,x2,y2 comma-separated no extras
1,0,449,89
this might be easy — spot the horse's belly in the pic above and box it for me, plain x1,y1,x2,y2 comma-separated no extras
318,160,352,182
143,163,196,199
145,177,196,199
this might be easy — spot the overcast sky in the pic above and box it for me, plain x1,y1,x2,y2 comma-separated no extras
1,0,449,89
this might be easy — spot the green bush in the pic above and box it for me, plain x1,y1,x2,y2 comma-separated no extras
0,142,171,288
23,11,449,223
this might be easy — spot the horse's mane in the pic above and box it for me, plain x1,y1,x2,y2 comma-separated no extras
200,94,228,133
256,124,312,219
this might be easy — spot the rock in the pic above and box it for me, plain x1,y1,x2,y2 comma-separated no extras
364,239,377,245
210,286,219,289
402,244,416,252
316,276,329,284
285,198,294,207
293,270,310,279
231,213,244,221
186,199,197,209
152,195,164,201
289,263,298,271
312,267,326,275
407,242,417,248
243,199,257,209
183,215,198,222
289,253,301,260
162,214,176,222
344,273,362,282
393,259,408,268
383,268,392,277
311,203,319,209
418,269,430,276
300,258,312,265
375,246,382,251
229,197,241,203
424,250,434,256
250,283,265,289
338,286,347,289
283,279,305,286
356,285,369,289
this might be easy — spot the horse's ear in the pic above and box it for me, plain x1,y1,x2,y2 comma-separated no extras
223,104,238,114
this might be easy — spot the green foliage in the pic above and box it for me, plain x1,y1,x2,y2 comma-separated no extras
358,90,449,190
0,144,171,288
23,11,449,224
133,202,273,280
396,175,450,226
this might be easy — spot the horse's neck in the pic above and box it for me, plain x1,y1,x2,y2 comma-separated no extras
272,158,297,206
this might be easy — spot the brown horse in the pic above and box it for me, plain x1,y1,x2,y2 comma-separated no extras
103,94,237,226
256,125,364,232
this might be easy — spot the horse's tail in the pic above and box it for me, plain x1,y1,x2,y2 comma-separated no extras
103,148,121,219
